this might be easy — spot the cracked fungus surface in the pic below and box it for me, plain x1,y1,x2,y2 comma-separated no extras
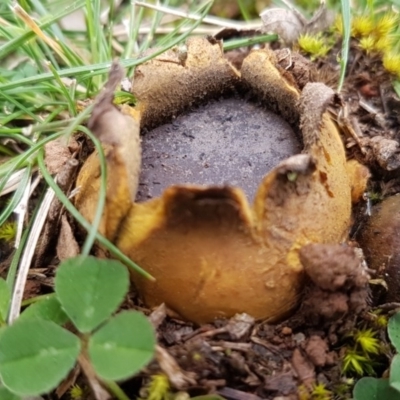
137,97,300,202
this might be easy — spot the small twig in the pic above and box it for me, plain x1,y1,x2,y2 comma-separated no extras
78,352,111,400
156,345,196,389
250,336,284,357
113,24,220,38
210,342,252,352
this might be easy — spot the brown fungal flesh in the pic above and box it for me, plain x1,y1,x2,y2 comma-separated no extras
75,37,369,324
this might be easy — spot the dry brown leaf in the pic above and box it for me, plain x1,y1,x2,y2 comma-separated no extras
44,139,73,175
260,2,334,43
56,215,80,260
260,8,304,43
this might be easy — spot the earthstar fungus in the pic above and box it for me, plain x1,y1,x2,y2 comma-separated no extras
75,37,369,324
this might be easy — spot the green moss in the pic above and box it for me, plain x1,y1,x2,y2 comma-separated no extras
0,221,17,243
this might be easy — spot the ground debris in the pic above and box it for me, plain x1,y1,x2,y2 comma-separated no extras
304,335,331,367
294,244,370,327
56,215,79,260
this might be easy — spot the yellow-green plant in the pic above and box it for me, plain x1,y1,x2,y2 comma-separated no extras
311,382,332,400
383,52,400,79
298,33,332,60
342,329,381,376
297,7,399,82
352,15,375,37
369,310,389,328
69,384,84,400
297,382,332,400
0,221,17,242
353,312,400,399
145,375,171,400
350,10,399,77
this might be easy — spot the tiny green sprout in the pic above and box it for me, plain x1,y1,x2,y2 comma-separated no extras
69,384,84,400
375,12,398,38
287,172,298,182
354,329,380,355
0,221,17,242
351,15,375,38
146,374,170,400
297,34,331,60
369,310,388,328
367,191,383,202
113,91,137,106
297,383,310,400
342,348,374,376
333,377,354,399
382,52,400,79
311,382,332,400
192,351,203,361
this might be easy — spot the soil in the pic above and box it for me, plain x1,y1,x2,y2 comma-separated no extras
3,34,400,400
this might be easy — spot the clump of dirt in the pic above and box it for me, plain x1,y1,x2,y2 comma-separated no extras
357,195,400,302
296,244,369,326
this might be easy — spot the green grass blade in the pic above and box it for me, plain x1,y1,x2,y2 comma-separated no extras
0,0,213,94
47,63,77,117
78,126,107,257
338,0,351,92
0,0,86,59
